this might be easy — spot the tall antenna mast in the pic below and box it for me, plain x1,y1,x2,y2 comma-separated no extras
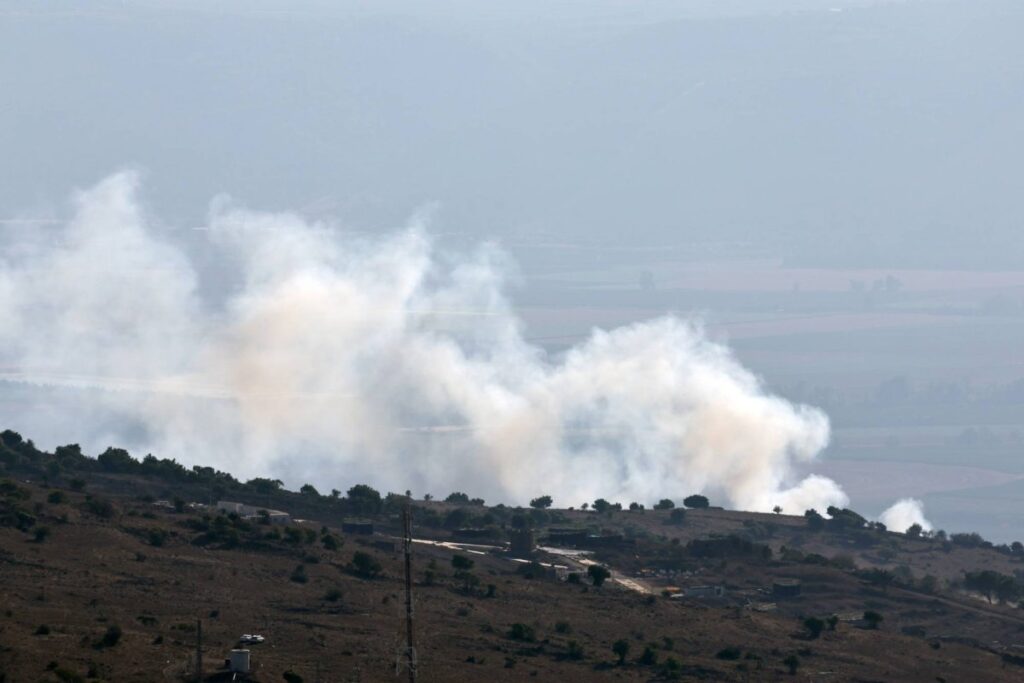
400,500,417,681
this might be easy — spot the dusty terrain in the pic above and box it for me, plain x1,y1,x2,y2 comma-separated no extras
2,474,1024,682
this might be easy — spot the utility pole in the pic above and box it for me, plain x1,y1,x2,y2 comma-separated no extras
195,619,203,682
400,501,417,682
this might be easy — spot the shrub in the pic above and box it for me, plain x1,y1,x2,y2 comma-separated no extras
33,526,50,543
612,639,630,664
566,572,582,584
290,565,308,584
35,624,50,635
451,555,474,571
554,621,572,634
639,645,658,665
83,497,115,519
803,617,825,640
566,640,584,660
587,564,611,587
147,529,167,547
348,551,382,579
47,491,66,505
324,588,342,602
783,654,800,675
508,623,536,642
283,671,304,683
716,646,741,660
321,533,340,551
654,499,675,510
54,668,85,683
863,610,883,629
94,625,122,649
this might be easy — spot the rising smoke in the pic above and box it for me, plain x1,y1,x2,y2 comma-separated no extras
879,498,933,533
0,172,858,512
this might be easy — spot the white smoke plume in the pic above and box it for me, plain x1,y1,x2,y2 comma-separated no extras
879,498,933,534
0,172,849,511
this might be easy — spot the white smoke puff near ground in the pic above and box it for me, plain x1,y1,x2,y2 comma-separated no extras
879,498,933,533
0,171,849,512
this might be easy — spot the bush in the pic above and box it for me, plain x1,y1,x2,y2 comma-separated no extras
33,526,50,543
507,623,536,642
566,572,582,584
716,646,741,660
639,645,658,665
683,494,709,509
803,617,825,640
290,565,308,584
668,508,687,525
83,497,115,519
451,554,474,571
147,529,167,547
612,639,630,664
47,491,66,505
348,551,382,579
588,564,611,587
654,499,675,510
566,640,584,660
783,654,800,675
283,671,304,683
324,588,342,602
54,668,85,683
554,621,572,634
94,625,122,649
35,624,51,635
863,610,883,629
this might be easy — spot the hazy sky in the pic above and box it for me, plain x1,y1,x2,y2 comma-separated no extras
3,0,1022,267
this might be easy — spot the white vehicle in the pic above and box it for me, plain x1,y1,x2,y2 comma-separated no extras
239,634,265,644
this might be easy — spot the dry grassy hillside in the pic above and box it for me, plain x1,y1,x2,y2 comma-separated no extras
1,478,1022,682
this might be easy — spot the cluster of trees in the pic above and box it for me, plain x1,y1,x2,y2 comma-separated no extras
962,570,1021,604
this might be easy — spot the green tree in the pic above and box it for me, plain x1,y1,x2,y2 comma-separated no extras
347,484,383,515
530,495,553,509
592,498,611,514
588,564,611,587
653,499,675,510
683,494,709,509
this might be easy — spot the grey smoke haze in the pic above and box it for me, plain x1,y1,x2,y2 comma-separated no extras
3,0,1023,268
0,172,849,511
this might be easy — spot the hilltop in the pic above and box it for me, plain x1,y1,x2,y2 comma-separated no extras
2,429,1024,682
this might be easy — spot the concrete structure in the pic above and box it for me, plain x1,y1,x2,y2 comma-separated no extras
229,649,251,673
216,501,290,525
509,528,535,557
341,520,374,535
684,585,725,598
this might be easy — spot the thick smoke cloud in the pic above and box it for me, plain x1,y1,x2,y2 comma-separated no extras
0,172,848,511
879,498,933,534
